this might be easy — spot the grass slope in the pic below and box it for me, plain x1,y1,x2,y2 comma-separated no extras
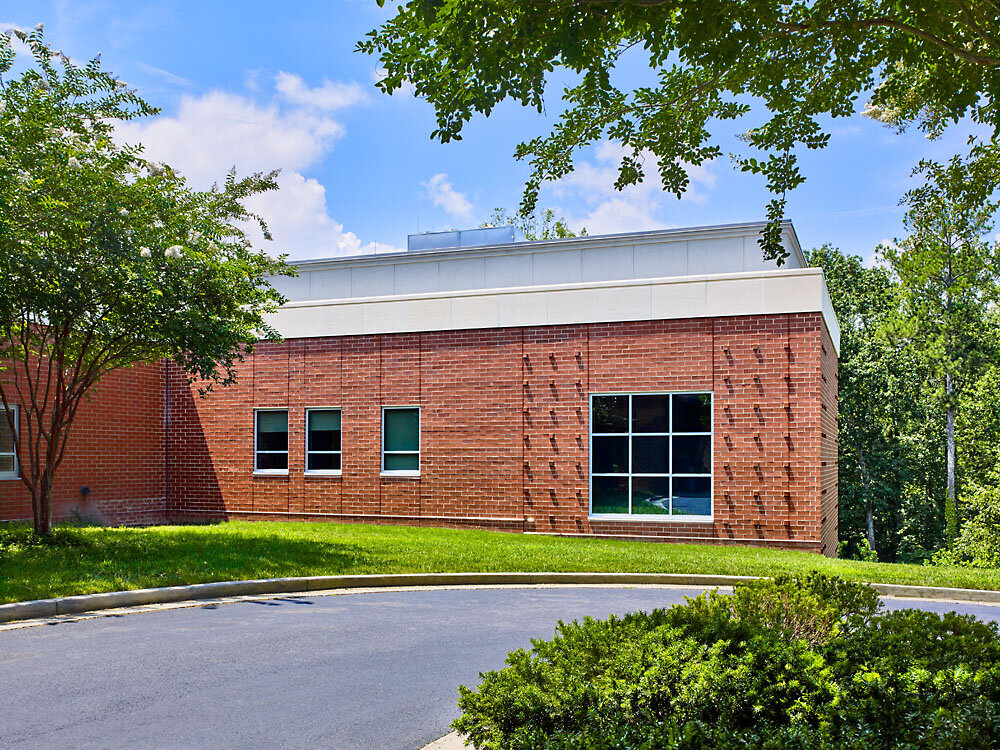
1,521,998,604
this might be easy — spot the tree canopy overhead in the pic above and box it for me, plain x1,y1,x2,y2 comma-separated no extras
362,0,1000,262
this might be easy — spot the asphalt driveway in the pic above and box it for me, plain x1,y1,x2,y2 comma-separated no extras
1,586,998,750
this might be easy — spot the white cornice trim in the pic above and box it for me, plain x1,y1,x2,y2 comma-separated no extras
268,266,840,354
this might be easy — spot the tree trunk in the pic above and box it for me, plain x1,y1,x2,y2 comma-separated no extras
855,443,877,552
32,476,53,536
945,372,957,543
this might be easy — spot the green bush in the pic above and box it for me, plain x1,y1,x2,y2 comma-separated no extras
453,574,1000,749
838,537,878,563
934,485,1000,569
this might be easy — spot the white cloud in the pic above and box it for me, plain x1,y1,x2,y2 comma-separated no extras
372,67,415,97
243,172,396,257
832,124,863,137
118,90,344,185
136,62,194,88
545,141,716,235
274,71,367,111
117,83,398,259
243,67,263,92
422,172,474,220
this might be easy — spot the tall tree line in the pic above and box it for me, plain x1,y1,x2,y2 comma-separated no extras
810,150,1000,565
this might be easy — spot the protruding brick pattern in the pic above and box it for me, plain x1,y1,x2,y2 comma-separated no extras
165,312,838,555
0,313,836,553
819,327,839,555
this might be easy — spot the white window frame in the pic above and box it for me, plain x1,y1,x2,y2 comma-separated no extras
589,391,713,522
381,406,420,477
305,407,342,476
254,408,289,476
0,405,18,480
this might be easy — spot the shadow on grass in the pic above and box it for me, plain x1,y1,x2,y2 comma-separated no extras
0,525,372,603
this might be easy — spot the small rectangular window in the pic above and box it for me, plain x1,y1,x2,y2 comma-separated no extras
306,409,342,473
255,409,288,473
590,393,712,518
0,405,18,479
382,407,419,474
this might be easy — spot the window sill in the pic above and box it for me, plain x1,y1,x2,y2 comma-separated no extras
253,470,289,477
588,513,713,523
0,474,19,481
380,471,420,479
305,471,342,478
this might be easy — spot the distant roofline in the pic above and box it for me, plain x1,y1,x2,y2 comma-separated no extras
287,220,806,271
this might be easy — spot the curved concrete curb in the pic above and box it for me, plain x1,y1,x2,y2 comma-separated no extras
1,572,998,624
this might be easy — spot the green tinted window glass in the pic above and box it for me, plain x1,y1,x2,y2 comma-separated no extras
384,453,419,471
257,410,287,432
309,410,340,431
384,408,419,452
308,410,342,453
256,410,288,453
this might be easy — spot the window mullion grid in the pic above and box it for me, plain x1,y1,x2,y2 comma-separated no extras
668,395,673,515
589,393,711,518
627,396,633,515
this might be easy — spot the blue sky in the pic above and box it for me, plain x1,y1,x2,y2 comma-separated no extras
1,1,983,261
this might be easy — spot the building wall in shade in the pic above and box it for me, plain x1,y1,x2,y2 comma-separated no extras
0,363,165,526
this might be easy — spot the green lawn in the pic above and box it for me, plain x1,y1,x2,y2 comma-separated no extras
1,520,998,604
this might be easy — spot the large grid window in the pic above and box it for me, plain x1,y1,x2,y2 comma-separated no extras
590,393,712,517
0,406,18,479
306,409,342,473
382,407,419,474
255,409,288,473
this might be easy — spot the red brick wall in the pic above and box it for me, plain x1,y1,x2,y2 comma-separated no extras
819,325,840,555
168,313,838,554
0,363,166,525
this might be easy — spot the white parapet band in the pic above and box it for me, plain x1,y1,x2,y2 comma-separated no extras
268,266,840,354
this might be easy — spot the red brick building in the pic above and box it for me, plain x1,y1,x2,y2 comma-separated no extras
0,222,840,555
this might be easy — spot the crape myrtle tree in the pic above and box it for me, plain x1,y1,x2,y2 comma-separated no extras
881,149,1000,544
361,0,1000,262
0,27,292,535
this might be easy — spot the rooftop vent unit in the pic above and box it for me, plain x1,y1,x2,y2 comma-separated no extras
407,225,517,252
